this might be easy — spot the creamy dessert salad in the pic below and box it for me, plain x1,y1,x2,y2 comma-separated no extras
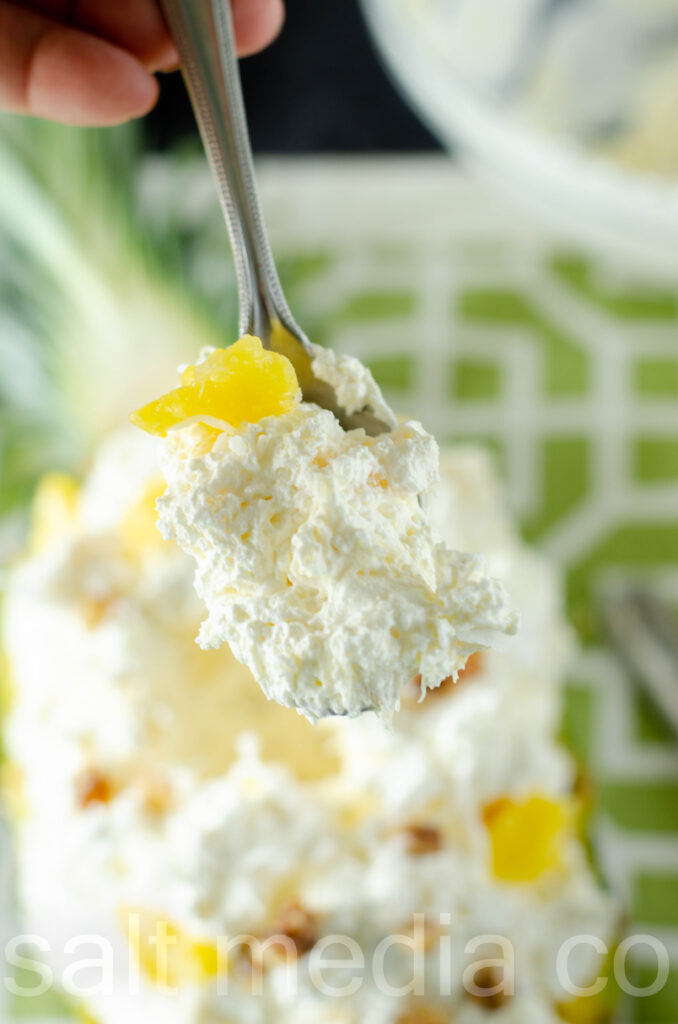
131,336,517,719
2,429,618,1024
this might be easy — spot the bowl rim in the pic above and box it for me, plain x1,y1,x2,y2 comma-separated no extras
361,0,678,278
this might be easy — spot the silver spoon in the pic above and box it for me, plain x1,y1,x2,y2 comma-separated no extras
158,0,396,437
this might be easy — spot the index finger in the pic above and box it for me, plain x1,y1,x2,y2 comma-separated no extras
0,2,160,124
11,0,285,67
13,0,178,70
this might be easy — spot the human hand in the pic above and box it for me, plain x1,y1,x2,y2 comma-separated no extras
0,0,285,125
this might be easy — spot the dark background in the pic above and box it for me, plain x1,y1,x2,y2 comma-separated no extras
145,0,439,152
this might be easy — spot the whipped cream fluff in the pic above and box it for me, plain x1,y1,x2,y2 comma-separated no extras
427,447,573,728
333,445,574,823
3,431,618,1024
310,343,398,426
157,346,517,720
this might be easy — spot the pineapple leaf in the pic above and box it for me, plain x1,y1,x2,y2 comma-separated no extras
0,116,237,526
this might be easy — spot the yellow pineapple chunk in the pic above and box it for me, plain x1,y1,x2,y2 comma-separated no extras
29,472,80,552
131,335,300,437
483,794,569,883
557,994,611,1024
75,1006,101,1024
120,908,223,989
119,476,168,558
0,648,16,720
2,761,29,820
557,943,618,1024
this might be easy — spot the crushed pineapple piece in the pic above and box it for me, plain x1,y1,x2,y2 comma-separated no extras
131,335,300,437
29,472,80,552
557,995,610,1024
483,794,569,883
75,1006,101,1024
0,648,16,719
120,908,223,988
557,945,618,1024
120,476,168,557
1,761,29,820
368,471,389,488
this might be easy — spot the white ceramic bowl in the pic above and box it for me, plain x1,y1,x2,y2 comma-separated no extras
362,0,678,278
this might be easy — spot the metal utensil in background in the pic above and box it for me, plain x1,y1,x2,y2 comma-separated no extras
602,585,678,739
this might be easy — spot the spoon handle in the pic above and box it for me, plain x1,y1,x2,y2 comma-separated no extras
159,0,294,342
158,0,397,437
